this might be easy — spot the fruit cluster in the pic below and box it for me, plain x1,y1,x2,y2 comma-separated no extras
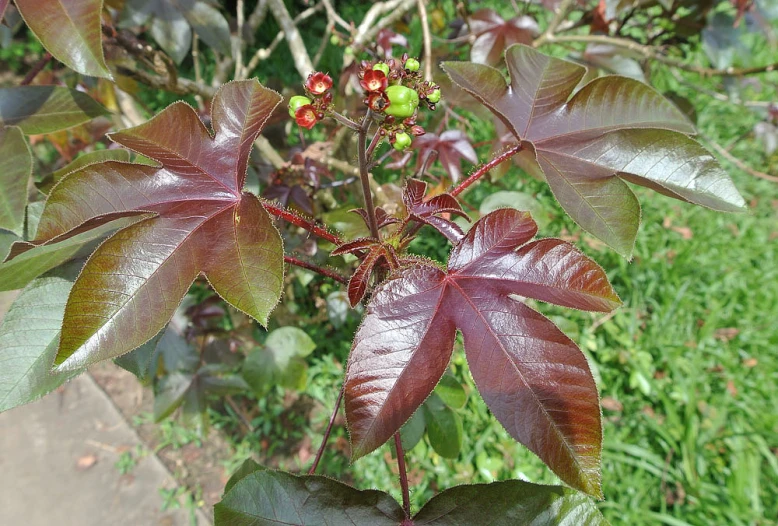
357,54,440,151
287,56,440,152
288,72,334,129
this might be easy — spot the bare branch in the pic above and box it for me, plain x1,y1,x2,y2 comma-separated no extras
537,33,778,77
266,0,315,79
417,0,433,81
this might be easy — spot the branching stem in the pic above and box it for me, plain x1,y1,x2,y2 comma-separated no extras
358,110,382,240
450,143,523,197
263,201,342,245
308,385,345,474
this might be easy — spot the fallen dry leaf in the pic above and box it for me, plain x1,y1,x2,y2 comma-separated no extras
76,453,98,470
714,328,740,342
743,357,758,368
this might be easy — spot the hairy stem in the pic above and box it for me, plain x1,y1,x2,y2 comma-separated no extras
358,110,382,240
451,143,523,197
330,111,361,131
263,201,343,244
284,256,348,284
394,433,411,519
308,386,344,474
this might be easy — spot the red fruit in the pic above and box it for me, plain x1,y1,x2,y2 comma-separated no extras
360,69,388,93
306,72,333,95
295,105,318,129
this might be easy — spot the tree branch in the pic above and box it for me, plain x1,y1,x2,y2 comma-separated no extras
394,433,411,519
417,0,433,81
266,0,315,79
538,33,778,77
706,137,778,183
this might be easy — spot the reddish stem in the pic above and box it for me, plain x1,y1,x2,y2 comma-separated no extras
450,143,523,197
308,385,344,475
263,201,342,245
284,256,348,285
21,53,53,85
394,433,411,519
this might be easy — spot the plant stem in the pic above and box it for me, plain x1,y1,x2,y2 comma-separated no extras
308,385,344,474
394,433,411,519
330,111,361,131
284,256,348,284
450,143,523,197
358,110,382,240
365,128,383,161
263,201,343,245
21,53,52,85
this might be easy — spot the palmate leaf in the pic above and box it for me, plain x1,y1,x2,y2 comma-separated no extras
121,0,232,64
0,262,83,413
214,466,609,525
442,45,745,257
467,9,539,66
345,209,620,497
6,80,284,371
0,86,108,135
15,0,111,78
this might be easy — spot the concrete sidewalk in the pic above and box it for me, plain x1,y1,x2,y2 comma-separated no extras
0,373,211,526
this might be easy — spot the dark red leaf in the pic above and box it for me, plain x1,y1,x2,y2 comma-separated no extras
345,209,620,496
11,80,285,370
443,45,745,257
348,248,384,307
350,207,400,231
414,130,478,183
402,179,469,242
468,9,539,66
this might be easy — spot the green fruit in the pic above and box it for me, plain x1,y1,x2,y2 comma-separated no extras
288,95,312,118
427,88,441,103
393,132,412,151
405,58,420,72
330,35,341,46
384,85,419,118
372,62,390,76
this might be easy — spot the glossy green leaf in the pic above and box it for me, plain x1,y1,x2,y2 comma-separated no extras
0,215,149,292
413,480,609,525
424,393,463,459
434,373,467,410
242,327,315,395
15,0,111,78
0,126,31,235
8,80,284,370
224,459,265,493
443,44,745,257
0,262,83,412
266,326,316,358
215,468,405,525
400,409,426,451
0,86,108,135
